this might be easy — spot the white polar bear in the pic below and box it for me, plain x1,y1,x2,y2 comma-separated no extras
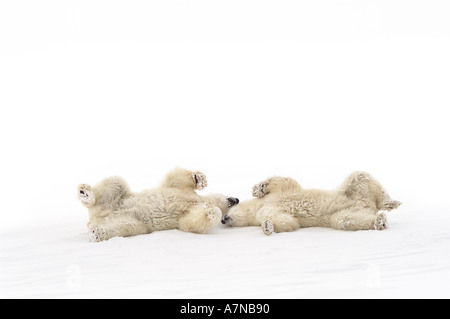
77,168,239,242
221,171,401,235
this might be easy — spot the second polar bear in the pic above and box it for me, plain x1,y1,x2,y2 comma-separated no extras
221,171,401,235
78,168,239,242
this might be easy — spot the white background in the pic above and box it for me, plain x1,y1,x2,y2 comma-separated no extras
1,1,450,298
1,1,449,230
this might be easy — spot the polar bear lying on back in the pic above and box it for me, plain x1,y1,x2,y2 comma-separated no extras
78,168,239,242
221,171,401,235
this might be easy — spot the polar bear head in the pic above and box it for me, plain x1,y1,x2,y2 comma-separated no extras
203,193,239,217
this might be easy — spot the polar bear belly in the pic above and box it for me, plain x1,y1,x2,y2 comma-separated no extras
135,189,194,231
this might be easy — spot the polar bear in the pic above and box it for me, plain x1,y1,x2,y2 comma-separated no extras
221,171,401,235
77,168,239,242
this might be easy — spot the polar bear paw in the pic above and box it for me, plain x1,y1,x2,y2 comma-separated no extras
78,184,95,207
374,212,388,230
88,225,106,242
262,220,274,236
383,200,401,211
192,172,208,190
338,216,355,230
252,181,269,198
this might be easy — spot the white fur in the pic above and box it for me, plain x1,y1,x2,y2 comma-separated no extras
78,168,236,242
223,171,401,235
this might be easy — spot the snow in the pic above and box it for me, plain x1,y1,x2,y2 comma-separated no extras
1,1,450,299
1,204,450,298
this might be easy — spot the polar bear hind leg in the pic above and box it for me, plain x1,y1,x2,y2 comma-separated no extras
178,203,221,234
329,209,387,231
78,184,95,207
260,211,300,236
341,171,401,211
382,199,401,211
261,220,275,235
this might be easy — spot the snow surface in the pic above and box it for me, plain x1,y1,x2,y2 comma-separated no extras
2,204,450,298
1,1,450,299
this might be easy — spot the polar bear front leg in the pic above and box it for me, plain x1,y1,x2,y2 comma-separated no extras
191,171,208,190
252,177,301,198
160,168,208,191
178,203,221,234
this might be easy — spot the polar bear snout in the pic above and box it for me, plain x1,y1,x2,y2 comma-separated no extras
221,214,233,225
227,197,239,207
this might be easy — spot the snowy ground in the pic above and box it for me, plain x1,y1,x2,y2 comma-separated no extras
2,203,449,299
